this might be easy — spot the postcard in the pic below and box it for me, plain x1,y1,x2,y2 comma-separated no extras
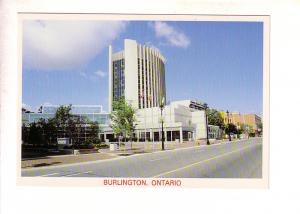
18,14,269,188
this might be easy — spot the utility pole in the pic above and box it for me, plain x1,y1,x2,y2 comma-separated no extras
204,104,210,145
159,97,165,150
226,110,232,141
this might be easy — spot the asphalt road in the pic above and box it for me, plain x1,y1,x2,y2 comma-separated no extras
21,138,262,178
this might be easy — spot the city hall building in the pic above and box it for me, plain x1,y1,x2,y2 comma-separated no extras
108,39,166,112
22,39,221,144
104,39,219,143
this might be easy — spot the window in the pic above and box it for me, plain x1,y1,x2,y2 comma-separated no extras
137,58,141,108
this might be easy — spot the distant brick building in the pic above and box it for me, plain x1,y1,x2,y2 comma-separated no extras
221,111,262,132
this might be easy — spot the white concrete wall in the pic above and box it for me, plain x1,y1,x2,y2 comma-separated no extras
108,45,113,113
170,100,191,108
191,110,207,139
135,106,174,130
124,39,139,109
171,103,192,127
134,102,206,139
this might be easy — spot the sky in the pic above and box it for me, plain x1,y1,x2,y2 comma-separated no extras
22,20,263,115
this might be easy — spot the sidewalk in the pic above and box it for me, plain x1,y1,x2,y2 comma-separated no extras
103,140,207,155
21,140,222,169
21,152,117,169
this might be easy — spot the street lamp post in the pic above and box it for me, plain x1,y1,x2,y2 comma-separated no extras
204,105,210,145
159,97,165,151
226,110,232,141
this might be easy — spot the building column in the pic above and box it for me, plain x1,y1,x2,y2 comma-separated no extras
151,129,154,143
164,130,167,142
170,130,173,143
180,127,183,143
159,130,161,142
149,129,153,141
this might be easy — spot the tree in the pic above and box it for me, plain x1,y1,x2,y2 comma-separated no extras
224,123,238,136
247,125,256,137
66,115,78,147
237,125,244,135
110,97,137,147
206,108,225,130
22,123,29,144
88,121,101,144
26,118,56,147
52,105,79,150
36,118,57,146
71,116,84,145
53,105,72,138
257,122,263,136
47,118,57,144
28,122,44,146
25,104,102,150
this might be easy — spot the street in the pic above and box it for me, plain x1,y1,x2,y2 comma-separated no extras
22,138,262,178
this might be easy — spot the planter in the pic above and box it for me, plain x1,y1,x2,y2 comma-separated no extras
110,143,118,151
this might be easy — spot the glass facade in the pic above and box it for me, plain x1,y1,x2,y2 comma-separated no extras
112,58,125,101
141,58,145,108
42,106,58,114
22,105,109,125
42,105,102,114
208,125,222,139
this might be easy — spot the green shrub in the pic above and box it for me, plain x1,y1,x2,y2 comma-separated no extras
75,142,95,149
95,144,109,149
85,138,101,145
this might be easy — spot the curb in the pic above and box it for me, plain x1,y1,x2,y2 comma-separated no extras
21,138,256,172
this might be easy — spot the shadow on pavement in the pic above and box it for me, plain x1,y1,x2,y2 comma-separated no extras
117,154,132,156
32,162,62,167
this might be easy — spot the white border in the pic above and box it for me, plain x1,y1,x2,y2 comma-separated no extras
16,14,269,188
1,1,300,214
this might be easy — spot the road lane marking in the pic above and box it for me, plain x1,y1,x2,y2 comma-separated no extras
152,144,257,178
63,171,93,177
39,172,60,177
149,157,168,162
22,138,261,176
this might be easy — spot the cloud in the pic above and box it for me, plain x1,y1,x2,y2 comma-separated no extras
23,20,127,71
43,102,53,105
149,21,190,48
94,70,107,78
79,71,88,78
145,41,161,52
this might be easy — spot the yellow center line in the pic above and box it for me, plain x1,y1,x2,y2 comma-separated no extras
39,172,60,177
152,143,256,178
63,171,93,177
